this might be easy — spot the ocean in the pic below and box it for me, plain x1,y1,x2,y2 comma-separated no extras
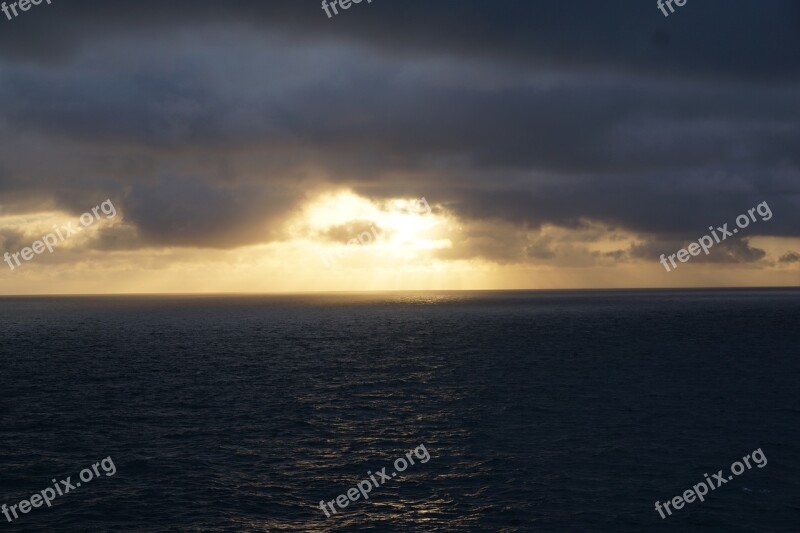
0,289,798,531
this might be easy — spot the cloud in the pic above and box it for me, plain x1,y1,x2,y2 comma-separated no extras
123,174,299,248
2,1,800,82
317,221,388,243
0,0,798,268
631,237,768,264
0,228,25,253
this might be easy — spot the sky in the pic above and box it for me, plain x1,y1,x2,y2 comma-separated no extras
0,0,798,294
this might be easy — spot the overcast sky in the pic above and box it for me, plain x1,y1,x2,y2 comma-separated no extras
0,0,798,293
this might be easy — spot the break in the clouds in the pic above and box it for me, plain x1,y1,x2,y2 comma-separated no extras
0,0,799,288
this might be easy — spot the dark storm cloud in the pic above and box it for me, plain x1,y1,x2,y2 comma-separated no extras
779,251,800,264
0,228,25,252
124,174,298,248
630,237,767,264
318,221,387,243
0,0,798,262
2,0,799,81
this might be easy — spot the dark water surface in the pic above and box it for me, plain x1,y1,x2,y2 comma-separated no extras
0,289,798,532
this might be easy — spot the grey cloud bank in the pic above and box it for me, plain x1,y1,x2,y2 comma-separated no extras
0,1,798,266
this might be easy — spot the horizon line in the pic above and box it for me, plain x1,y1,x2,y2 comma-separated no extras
0,286,798,297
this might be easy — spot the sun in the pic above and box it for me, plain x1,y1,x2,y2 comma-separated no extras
294,191,450,259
